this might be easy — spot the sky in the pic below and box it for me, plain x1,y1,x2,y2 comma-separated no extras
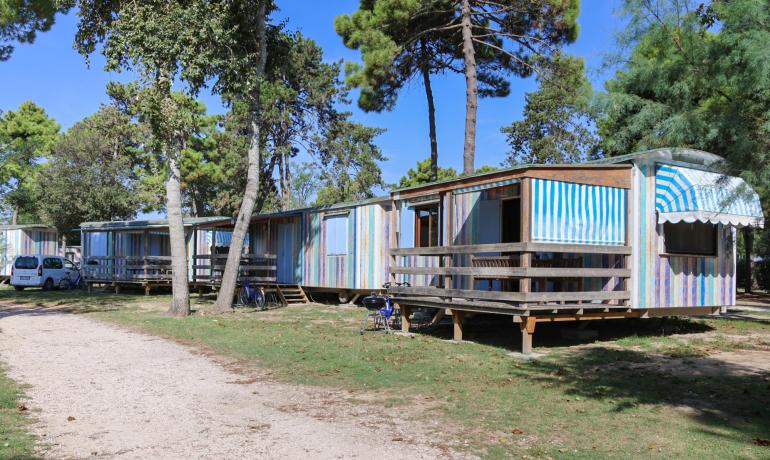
0,0,623,193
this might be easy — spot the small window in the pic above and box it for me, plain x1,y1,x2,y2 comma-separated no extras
14,256,38,270
414,204,440,248
44,258,63,269
663,222,717,256
324,214,348,256
64,260,75,269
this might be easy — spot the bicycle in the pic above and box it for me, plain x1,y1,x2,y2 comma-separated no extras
236,278,266,310
58,269,86,290
360,281,410,334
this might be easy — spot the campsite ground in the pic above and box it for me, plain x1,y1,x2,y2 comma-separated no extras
1,286,770,459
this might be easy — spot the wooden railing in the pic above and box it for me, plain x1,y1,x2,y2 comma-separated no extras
82,256,173,283
389,242,632,313
192,253,277,284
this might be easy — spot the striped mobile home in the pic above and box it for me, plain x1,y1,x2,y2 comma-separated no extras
388,148,764,353
248,196,392,302
80,216,241,293
0,225,59,279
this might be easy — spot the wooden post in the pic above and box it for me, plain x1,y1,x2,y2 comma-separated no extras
389,199,398,286
400,305,411,332
519,178,531,307
143,229,149,284
452,309,464,341
445,191,454,290
144,284,151,296
191,227,198,285
519,316,536,354
111,230,118,285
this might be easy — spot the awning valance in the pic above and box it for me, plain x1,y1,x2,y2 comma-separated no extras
655,164,764,228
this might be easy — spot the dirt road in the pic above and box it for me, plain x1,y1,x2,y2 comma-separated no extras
0,306,463,459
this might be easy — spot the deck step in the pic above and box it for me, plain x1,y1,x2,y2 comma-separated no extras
274,284,309,306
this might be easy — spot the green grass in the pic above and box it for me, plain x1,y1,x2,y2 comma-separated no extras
0,365,37,460
3,285,770,458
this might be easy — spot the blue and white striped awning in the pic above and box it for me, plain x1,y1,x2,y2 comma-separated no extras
656,164,764,228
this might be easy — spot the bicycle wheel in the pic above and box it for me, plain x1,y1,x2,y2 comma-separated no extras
236,286,250,307
254,289,266,310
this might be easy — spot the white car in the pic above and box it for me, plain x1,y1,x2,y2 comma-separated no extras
10,255,79,291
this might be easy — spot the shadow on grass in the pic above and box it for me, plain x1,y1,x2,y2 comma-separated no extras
417,313,714,351
518,346,770,447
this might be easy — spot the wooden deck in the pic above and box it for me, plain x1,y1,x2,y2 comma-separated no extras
388,241,633,354
83,253,278,294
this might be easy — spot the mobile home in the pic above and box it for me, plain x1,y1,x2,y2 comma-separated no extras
0,225,58,280
388,148,764,353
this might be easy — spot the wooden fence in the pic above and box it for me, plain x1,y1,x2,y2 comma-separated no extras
192,253,277,285
82,256,173,283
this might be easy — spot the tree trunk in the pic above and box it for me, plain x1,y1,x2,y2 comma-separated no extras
420,56,439,182
278,149,291,211
460,0,477,176
214,1,268,312
744,227,755,294
166,149,191,316
11,207,17,225
255,153,278,213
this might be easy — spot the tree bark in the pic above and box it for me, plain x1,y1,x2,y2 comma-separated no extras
255,153,278,213
11,208,17,225
166,148,191,316
744,226,755,294
420,52,439,182
460,0,477,176
278,149,291,211
214,1,268,312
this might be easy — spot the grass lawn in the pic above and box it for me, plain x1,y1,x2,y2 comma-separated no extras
0,363,37,460
2,285,770,458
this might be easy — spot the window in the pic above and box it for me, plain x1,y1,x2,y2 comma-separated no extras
43,258,63,269
64,259,75,270
663,222,717,256
324,214,348,256
415,204,440,247
14,256,38,270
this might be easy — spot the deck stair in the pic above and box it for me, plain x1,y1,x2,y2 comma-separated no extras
277,284,309,305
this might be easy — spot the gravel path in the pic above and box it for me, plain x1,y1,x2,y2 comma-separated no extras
0,306,465,459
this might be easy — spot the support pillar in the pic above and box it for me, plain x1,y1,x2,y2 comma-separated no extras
452,310,464,341
400,305,411,332
145,284,151,296
519,316,537,354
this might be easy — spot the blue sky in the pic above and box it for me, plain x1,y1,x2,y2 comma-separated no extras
0,1,622,189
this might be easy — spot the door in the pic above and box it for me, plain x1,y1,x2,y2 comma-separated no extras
43,257,64,284
276,222,295,283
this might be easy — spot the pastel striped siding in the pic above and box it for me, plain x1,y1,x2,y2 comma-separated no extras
0,228,58,276
635,161,736,308
531,178,627,245
300,203,391,289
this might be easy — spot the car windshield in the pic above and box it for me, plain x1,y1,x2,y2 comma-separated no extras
14,256,38,270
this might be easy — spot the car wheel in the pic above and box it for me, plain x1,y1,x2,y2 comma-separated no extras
13,286,24,291
43,278,54,291
58,279,70,290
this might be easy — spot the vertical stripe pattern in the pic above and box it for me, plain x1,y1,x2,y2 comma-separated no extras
531,178,627,245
